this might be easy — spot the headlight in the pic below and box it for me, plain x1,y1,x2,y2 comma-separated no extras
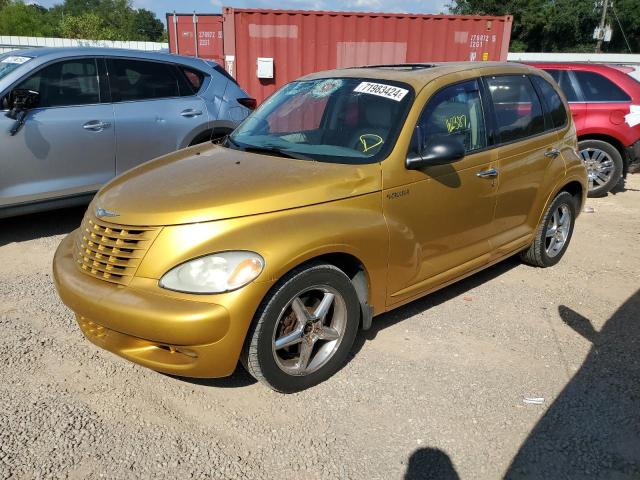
159,251,264,294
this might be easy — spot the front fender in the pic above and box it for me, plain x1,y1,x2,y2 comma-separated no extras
135,193,388,314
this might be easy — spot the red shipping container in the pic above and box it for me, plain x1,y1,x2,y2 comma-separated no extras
166,13,224,64
167,9,512,104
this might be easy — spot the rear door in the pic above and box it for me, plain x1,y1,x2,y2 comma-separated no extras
107,58,208,174
0,57,115,207
572,69,632,130
488,74,565,248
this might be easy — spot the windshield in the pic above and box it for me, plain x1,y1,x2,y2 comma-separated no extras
228,77,414,164
0,54,32,81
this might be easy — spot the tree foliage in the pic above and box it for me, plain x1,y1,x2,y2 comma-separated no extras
450,0,640,53
0,0,165,41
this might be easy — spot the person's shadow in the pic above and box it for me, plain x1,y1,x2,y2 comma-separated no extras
404,448,460,480
506,289,640,479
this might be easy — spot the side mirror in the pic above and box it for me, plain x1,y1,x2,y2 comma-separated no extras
5,89,40,136
6,88,40,119
406,134,466,170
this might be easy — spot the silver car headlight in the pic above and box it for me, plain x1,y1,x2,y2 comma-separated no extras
159,251,264,294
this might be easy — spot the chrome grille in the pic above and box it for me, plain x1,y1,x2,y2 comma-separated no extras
74,214,160,286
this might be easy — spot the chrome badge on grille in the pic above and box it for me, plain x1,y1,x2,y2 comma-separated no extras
95,207,119,218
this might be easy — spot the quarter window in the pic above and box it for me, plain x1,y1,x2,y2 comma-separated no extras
486,75,545,144
416,79,487,154
574,70,630,102
14,58,100,108
530,75,567,129
109,59,180,101
544,69,579,102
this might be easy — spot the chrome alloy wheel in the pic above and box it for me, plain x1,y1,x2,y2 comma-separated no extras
272,286,347,376
580,148,615,192
545,204,571,258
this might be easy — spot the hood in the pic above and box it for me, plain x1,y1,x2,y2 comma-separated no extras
94,144,382,226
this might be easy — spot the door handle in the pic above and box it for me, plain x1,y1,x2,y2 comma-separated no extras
180,109,203,118
544,148,561,158
83,121,111,131
477,168,498,178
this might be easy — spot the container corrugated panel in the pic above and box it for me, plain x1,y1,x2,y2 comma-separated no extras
223,8,513,103
166,13,224,64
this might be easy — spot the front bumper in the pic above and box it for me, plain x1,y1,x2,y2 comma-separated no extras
626,140,640,174
53,232,271,378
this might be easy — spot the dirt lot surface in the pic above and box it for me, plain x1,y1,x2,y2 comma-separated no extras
1,175,639,480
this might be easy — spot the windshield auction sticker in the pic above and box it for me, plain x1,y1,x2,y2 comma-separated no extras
354,82,409,101
1,56,31,64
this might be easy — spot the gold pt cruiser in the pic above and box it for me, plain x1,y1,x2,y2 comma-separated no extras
54,63,587,392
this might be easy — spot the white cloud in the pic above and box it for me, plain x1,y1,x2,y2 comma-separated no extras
349,0,382,7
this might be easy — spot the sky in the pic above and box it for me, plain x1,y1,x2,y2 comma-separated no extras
34,0,450,22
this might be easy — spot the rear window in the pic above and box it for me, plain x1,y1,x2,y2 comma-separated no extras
544,69,579,102
530,75,567,129
574,70,631,102
486,75,545,144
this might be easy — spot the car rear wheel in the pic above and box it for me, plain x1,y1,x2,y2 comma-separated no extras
520,191,576,268
578,139,623,197
241,263,360,393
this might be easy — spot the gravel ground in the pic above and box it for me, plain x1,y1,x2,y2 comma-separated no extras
1,175,639,480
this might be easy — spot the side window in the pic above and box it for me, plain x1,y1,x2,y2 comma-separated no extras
574,70,631,102
486,75,545,144
180,67,205,93
109,59,179,101
417,79,487,154
14,58,100,108
530,75,567,129
545,69,579,102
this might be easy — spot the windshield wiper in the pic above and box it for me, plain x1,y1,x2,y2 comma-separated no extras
241,144,312,160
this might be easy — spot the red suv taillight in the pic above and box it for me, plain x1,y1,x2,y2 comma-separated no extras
238,98,257,110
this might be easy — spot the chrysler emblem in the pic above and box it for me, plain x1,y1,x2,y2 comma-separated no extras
95,207,119,218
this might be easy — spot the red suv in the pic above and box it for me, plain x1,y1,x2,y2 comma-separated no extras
527,62,640,196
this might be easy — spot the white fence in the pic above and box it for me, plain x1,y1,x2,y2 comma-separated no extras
0,36,168,54
508,52,640,65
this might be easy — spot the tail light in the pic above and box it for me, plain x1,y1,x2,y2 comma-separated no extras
238,97,257,110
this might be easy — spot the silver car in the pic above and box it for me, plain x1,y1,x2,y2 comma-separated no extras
0,48,253,218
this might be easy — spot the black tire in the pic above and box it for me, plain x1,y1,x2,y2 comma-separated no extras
578,139,623,197
241,263,360,393
521,191,576,268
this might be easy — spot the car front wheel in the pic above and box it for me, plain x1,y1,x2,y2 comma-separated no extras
241,263,360,393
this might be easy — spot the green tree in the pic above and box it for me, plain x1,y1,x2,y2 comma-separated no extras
131,8,165,41
450,0,638,53
58,11,119,40
0,1,56,37
0,0,166,42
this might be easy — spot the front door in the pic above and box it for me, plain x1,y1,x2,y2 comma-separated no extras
106,58,208,174
0,57,114,207
384,79,498,306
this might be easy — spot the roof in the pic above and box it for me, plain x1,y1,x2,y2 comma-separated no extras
3,47,216,69
301,62,540,90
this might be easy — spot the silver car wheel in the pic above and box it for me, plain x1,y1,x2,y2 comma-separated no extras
580,147,615,192
272,285,347,376
545,204,571,258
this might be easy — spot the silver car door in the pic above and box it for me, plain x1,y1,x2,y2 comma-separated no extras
107,58,208,175
0,57,114,207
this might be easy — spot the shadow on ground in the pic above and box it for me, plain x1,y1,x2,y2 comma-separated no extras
170,365,257,389
0,206,85,247
352,255,521,353
505,289,640,479
404,448,460,480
